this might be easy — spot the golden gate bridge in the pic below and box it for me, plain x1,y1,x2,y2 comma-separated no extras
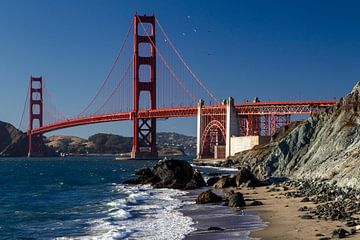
19,13,336,159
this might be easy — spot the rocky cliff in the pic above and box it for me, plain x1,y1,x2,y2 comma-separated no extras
0,121,57,157
231,82,360,189
0,121,28,156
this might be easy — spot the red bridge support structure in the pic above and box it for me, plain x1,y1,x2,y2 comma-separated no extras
28,76,45,157
131,14,158,159
22,13,337,159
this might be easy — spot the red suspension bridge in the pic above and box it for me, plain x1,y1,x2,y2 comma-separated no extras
19,13,336,158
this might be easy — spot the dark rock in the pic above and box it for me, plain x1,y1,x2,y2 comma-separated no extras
213,176,236,189
228,192,246,208
196,190,222,204
301,197,310,202
207,172,221,176
206,176,220,186
207,226,224,231
223,190,235,201
235,167,257,186
298,206,309,211
186,169,207,189
152,159,193,188
346,221,357,227
315,233,324,237
249,200,263,206
331,228,349,238
123,159,206,190
300,214,313,219
220,159,233,167
0,121,56,157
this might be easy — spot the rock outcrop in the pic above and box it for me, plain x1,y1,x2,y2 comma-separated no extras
231,82,360,189
123,159,206,190
0,121,28,156
0,121,56,157
195,190,222,204
227,192,246,208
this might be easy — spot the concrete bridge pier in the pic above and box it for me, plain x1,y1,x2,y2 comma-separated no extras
196,97,270,160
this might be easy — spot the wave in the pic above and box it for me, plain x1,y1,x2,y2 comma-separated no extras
57,184,195,240
191,164,239,172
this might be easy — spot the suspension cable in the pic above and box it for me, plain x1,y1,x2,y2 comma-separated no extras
18,81,30,130
93,58,133,115
155,17,219,104
77,20,133,117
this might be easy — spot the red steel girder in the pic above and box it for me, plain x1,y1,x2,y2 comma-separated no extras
29,101,336,136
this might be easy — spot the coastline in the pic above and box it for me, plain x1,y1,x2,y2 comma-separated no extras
180,187,265,240
244,186,357,240
180,161,360,240
180,184,359,240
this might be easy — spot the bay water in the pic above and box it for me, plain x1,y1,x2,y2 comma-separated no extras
0,157,263,240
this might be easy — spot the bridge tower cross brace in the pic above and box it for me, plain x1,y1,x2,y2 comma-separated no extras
28,76,45,157
131,13,158,159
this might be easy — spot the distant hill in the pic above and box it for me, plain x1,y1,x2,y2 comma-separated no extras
156,132,196,156
45,132,196,156
0,120,196,157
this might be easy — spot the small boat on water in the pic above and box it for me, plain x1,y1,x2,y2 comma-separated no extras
115,155,131,160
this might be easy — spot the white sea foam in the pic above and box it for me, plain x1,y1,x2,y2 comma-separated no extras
57,184,196,240
191,164,239,172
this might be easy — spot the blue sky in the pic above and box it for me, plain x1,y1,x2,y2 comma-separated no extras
0,0,359,137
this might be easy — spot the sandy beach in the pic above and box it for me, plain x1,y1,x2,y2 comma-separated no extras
243,186,359,240
181,183,360,240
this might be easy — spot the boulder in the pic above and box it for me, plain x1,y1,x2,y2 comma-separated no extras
123,159,206,190
196,190,222,204
331,228,349,238
235,167,263,187
220,159,233,167
206,176,220,186
228,192,246,208
249,200,263,206
185,169,207,189
213,176,236,189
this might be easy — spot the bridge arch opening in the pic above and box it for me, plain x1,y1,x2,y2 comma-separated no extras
200,119,226,159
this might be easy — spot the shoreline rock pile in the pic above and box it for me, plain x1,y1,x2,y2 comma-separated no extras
283,180,360,237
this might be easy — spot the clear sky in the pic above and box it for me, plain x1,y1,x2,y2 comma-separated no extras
0,0,359,138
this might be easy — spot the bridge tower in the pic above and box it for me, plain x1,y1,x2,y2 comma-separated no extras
28,76,45,157
131,13,158,159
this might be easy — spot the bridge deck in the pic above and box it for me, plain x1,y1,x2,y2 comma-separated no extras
30,100,336,135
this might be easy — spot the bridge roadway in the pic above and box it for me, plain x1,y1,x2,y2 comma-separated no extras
30,100,336,135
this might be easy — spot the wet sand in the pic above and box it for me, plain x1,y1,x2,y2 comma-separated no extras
181,185,359,240
181,188,265,240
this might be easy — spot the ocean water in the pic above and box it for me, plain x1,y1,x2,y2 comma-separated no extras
0,157,264,240
0,157,196,239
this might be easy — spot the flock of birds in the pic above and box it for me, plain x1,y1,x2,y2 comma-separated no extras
164,15,214,56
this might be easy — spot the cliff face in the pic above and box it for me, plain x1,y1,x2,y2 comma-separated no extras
231,82,360,188
0,121,28,156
